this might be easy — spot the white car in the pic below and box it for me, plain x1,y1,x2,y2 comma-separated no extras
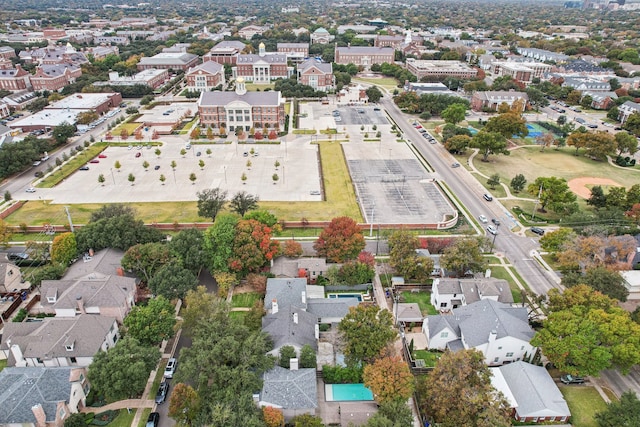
26,187,36,193
486,225,498,235
479,215,488,223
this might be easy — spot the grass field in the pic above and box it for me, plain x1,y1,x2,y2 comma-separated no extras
353,77,399,93
107,409,136,427
111,122,141,135
136,409,151,427
231,292,262,308
560,386,607,427
474,146,640,190
400,291,437,315
413,349,442,367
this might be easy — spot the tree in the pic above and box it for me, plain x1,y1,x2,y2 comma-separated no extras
418,349,511,427
282,239,303,258
169,228,207,275
171,160,177,170
606,186,628,209
486,173,500,190
588,185,607,209
623,111,640,137
114,160,121,172
214,271,236,298
142,160,149,170
615,131,638,156
626,184,640,207
229,219,280,276
52,122,76,145
441,103,467,125
338,304,396,365
531,285,640,376
527,176,577,213
314,216,365,263
230,191,259,216
484,111,528,139
441,237,487,277
290,414,324,427
159,174,166,185
567,130,590,156
123,296,176,346
121,242,174,283
148,263,199,300
189,172,197,184
299,344,317,368
50,232,77,265
241,172,247,184
535,132,555,151
75,211,164,253
363,355,414,404
279,345,297,368
199,159,205,170
585,131,616,160
540,228,575,253
190,127,201,139
444,134,471,154
388,229,433,282
64,413,87,427
510,174,527,193
365,85,383,103
562,266,629,302
128,173,135,185
0,219,10,249
471,131,509,162
263,406,285,427
272,173,279,184
98,174,105,186
595,391,640,427
336,261,375,285
197,188,227,221
168,383,200,426
87,336,160,402
367,399,414,427
180,148,187,157
203,213,239,272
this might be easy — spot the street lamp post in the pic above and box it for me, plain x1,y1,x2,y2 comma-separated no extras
369,203,375,237
110,168,115,185
490,223,500,252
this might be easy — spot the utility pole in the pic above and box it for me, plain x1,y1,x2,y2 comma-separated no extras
64,206,75,232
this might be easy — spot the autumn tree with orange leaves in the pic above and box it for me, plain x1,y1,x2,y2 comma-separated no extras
168,383,199,425
314,217,365,263
363,355,415,404
262,406,284,427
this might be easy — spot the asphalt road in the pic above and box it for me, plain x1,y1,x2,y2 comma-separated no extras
380,97,559,296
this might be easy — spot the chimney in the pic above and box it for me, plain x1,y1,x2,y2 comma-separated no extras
489,330,497,342
301,291,306,305
293,312,298,324
290,358,299,371
116,267,124,276
76,296,85,314
31,404,46,427
11,344,27,367
272,299,278,314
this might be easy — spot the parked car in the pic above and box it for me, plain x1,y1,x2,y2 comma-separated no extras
164,358,177,378
79,166,90,171
98,154,107,158
7,253,29,262
155,382,169,404
560,374,585,385
530,227,545,236
479,215,488,223
483,193,493,201
146,412,159,427
154,165,160,170
26,187,36,193
32,161,41,167
451,162,461,168
486,225,498,235
89,159,99,163
492,218,501,226
196,151,202,156
135,152,142,158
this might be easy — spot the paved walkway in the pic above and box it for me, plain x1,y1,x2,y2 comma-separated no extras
80,400,155,413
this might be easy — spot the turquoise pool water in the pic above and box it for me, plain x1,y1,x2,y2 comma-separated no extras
327,293,363,301
325,383,374,401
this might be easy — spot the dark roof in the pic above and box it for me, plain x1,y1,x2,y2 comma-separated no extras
262,305,317,351
199,90,282,107
261,366,317,410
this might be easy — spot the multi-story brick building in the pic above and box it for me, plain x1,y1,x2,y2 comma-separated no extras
374,35,404,48
0,46,16,60
238,25,268,40
94,69,169,89
203,40,247,65
277,43,309,63
471,91,529,112
233,43,293,83
137,52,200,71
0,65,31,92
405,59,478,80
491,61,552,85
297,60,334,92
30,64,82,91
334,45,394,69
197,78,285,133
185,61,225,91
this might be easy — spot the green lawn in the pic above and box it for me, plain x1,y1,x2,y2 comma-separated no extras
229,311,248,321
111,122,142,135
231,292,262,308
487,266,523,304
38,143,109,188
352,77,399,92
0,359,6,372
136,409,151,427
560,386,608,427
412,349,442,367
400,291,437,315
107,409,135,427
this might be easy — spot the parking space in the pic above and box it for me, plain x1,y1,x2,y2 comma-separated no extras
334,106,388,126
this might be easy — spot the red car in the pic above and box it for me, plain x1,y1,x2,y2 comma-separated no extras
135,152,142,158
98,154,107,158
89,159,100,164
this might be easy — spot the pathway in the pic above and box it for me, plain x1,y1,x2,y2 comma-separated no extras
81,400,154,413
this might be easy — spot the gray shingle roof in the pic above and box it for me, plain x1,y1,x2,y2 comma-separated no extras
0,366,78,424
435,277,513,305
299,59,332,74
497,361,570,418
264,278,307,311
199,90,282,107
335,46,394,55
307,298,358,319
188,61,223,75
261,366,317,410
63,248,126,279
262,306,317,351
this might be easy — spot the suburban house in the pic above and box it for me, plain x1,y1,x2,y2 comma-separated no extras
415,249,445,277
270,257,329,284
258,365,318,421
38,272,136,323
394,303,424,324
262,304,318,356
618,100,640,123
197,78,286,133
297,60,335,92
310,28,334,44
238,25,268,40
306,298,359,324
0,261,24,293
334,45,394,69
621,271,640,300
430,277,514,311
491,361,571,423
422,299,536,365
586,91,617,110
0,366,90,426
470,91,529,112
185,61,225,92
0,314,119,367
233,43,293,83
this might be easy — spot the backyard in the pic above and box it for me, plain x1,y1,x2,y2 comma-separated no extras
231,292,262,308
399,291,437,315
412,349,442,367
560,386,608,427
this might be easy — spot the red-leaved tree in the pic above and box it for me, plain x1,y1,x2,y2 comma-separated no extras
229,219,280,275
314,217,365,263
263,406,284,427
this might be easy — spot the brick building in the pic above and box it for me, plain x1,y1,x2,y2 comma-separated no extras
233,43,293,84
185,61,225,91
405,59,478,80
297,60,334,92
203,40,247,65
137,52,200,71
334,45,394,69
277,43,309,63
471,91,529,112
30,64,82,91
0,65,31,92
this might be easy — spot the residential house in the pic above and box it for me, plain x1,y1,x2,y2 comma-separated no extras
233,43,293,83
137,52,200,71
471,91,529,112
185,61,225,92
277,43,309,64
306,298,359,324
430,277,513,311
259,365,318,421
395,303,424,324
562,77,611,92
491,362,571,423
585,91,617,110
0,314,119,367
265,278,308,312
0,366,90,426
262,304,318,355
238,25,267,40
0,261,23,293
334,45,394,69
297,60,334,92
197,78,286,133
310,27,334,44
296,258,328,284
30,64,82,92
621,271,640,300
422,299,536,365
405,59,478,80
618,100,640,124
415,248,445,277
38,272,136,323
203,40,247,65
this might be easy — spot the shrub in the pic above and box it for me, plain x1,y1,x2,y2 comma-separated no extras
12,308,27,322
322,364,364,384
319,323,331,331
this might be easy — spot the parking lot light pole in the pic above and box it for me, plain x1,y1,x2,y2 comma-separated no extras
110,168,115,185
369,203,375,237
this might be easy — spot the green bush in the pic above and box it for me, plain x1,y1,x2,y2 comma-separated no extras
322,365,363,384
91,410,118,426
319,323,331,332
12,308,27,322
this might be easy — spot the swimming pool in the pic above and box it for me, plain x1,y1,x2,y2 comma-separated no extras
325,383,374,401
327,293,363,301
